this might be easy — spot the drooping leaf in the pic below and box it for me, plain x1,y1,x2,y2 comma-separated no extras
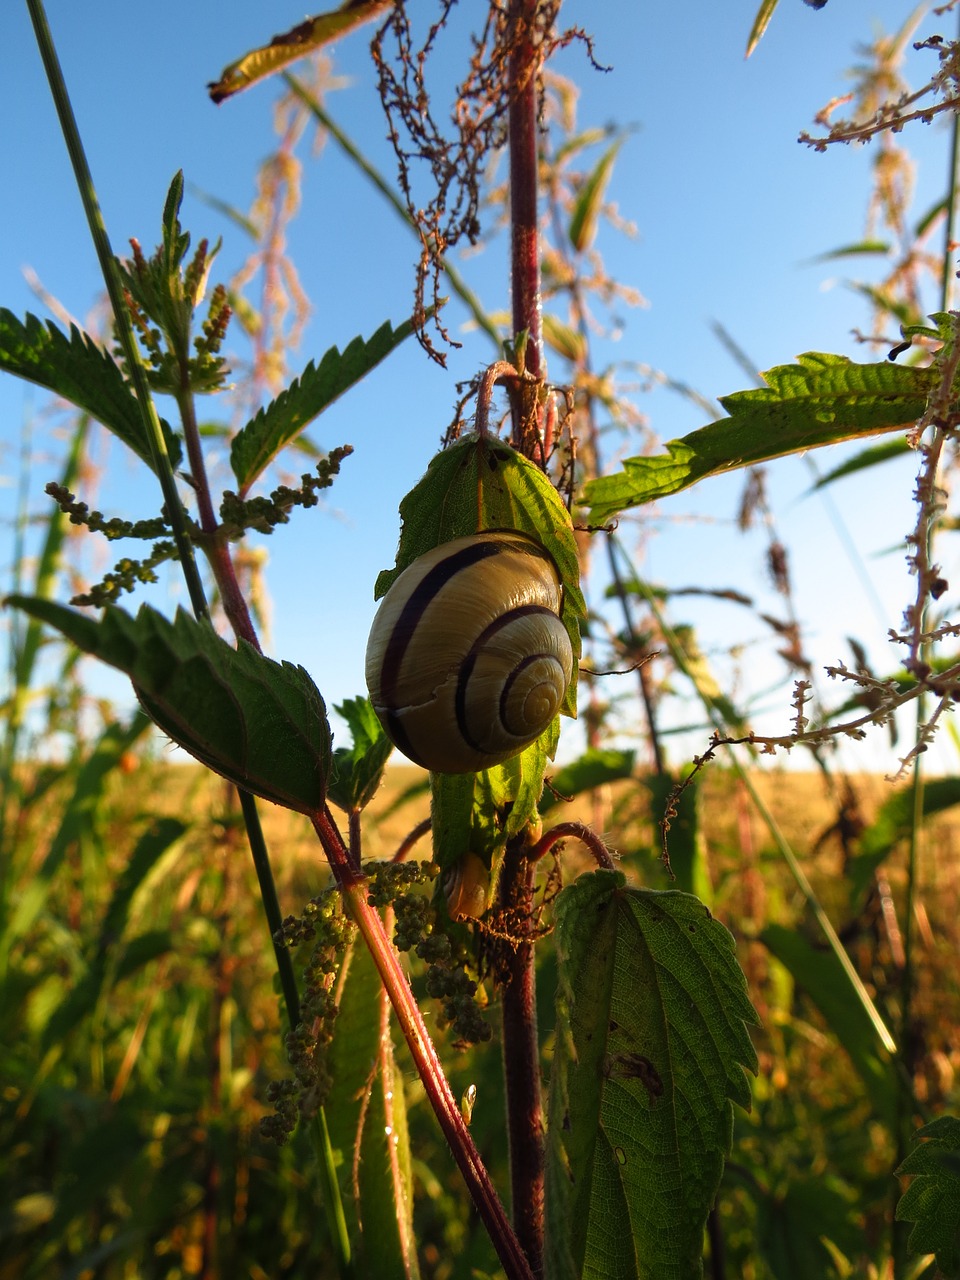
808,436,912,490
745,0,781,56
325,943,420,1280
0,310,181,471
582,353,935,525
806,240,891,263
569,139,623,253
208,1,394,103
760,922,897,1128
230,318,418,491
539,748,636,814
327,696,394,813
6,597,331,815
896,1115,960,1278
545,872,759,1280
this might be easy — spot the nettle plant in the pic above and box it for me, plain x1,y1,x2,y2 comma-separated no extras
8,2,960,1277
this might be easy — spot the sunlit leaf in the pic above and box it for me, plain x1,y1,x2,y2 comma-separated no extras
6,596,331,816
230,318,418,491
745,0,781,57
545,871,758,1280
208,2,394,103
582,352,936,524
327,696,394,813
568,139,623,253
0,310,181,471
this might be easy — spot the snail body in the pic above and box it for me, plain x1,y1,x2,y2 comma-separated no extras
365,532,573,773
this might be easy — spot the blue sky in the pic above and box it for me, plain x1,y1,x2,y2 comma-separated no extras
1,1,955,775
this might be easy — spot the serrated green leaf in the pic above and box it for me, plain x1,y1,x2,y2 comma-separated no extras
0,310,181,471
582,352,935,524
545,872,759,1280
6,596,331,815
208,1,393,103
374,434,585,717
326,943,419,1279
760,922,897,1127
896,1115,960,1277
230,318,417,491
569,139,623,253
328,696,394,813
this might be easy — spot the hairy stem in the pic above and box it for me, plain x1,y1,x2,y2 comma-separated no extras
311,808,534,1280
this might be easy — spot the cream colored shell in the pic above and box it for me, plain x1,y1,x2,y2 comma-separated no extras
365,532,573,773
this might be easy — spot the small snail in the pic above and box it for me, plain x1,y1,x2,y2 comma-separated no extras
442,852,491,920
365,531,573,773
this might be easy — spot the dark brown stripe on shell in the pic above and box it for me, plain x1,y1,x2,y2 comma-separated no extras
454,604,558,753
378,539,504,701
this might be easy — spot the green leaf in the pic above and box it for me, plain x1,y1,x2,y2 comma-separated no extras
896,1115,960,1277
230,318,418,491
569,139,623,254
5,597,331,815
760,922,897,1128
545,872,759,1280
745,0,780,56
327,696,394,813
846,778,960,904
539,748,636,814
582,353,935,524
208,1,394,103
646,772,711,902
755,1175,863,1279
326,943,420,1279
0,310,181,471
809,436,912,490
374,434,585,716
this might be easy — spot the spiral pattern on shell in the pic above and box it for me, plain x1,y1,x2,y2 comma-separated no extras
365,532,574,773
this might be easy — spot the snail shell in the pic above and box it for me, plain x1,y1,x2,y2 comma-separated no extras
365,532,573,773
443,852,491,920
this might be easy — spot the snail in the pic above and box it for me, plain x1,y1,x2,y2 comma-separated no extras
365,531,573,773
442,852,491,920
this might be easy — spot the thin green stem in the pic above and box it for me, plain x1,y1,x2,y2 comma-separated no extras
25,0,209,622
26,7,352,1268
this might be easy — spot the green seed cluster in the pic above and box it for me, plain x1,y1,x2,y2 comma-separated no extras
219,447,354,539
363,860,490,1044
260,891,356,1146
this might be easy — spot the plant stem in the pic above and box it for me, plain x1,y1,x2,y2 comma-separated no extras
311,807,535,1280
499,841,545,1279
25,0,208,623
499,4,552,1272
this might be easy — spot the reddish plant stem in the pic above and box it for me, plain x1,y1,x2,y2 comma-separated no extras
311,807,534,1280
499,841,545,1279
530,820,616,870
176,385,260,649
502,4,550,1272
508,0,545,393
